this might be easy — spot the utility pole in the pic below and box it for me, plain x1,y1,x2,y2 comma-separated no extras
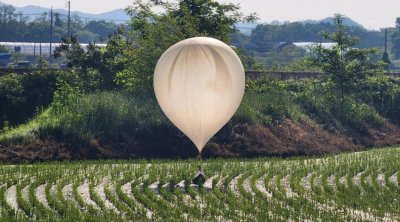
3,12,6,39
39,32,42,57
50,7,53,67
382,28,391,69
67,1,71,39
385,28,388,53
19,12,23,41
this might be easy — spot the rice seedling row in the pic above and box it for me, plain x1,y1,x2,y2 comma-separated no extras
0,147,399,221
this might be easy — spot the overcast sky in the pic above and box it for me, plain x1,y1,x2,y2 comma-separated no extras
2,0,399,30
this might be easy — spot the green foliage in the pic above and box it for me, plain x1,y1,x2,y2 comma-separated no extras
52,70,82,114
382,51,391,66
298,86,384,131
0,70,58,128
3,72,400,148
55,32,127,90
36,56,50,69
279,58,322,72
235,47,263,70
0,4,119,43
0,74,24,127
309,14,386,119
0,44,9,53
0,147,399,220
84,20,118,40
49,90,165,141
245,76,387,132
54,12,63,27
54,36,85,68
115,0,257,90
39,81,306,144
243,78,301,124
259,46,310,71
249,19,385,53
42,76,388,142
359,76,400,125
313,15,381,91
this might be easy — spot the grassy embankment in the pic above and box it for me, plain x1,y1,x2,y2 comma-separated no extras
1,76,399,160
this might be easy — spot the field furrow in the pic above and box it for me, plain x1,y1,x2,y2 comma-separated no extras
35,183,52,210
94,182,120,213
5,185,19,212
77,181,100,210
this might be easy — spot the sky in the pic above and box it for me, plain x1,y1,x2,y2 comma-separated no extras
2,0,399,30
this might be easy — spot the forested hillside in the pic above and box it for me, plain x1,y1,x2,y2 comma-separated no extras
239,22,388,52
0,4,120,43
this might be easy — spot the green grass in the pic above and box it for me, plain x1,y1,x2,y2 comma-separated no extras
1,76,397,146
0,88,300,144
0,147,398,221
0,108,52,144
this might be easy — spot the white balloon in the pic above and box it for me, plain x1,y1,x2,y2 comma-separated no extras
154,37,245,153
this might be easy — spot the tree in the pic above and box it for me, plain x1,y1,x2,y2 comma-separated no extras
85,20,118,41
382,51,391,67
248,19,383,53
28,12,51,42
235,47,263,70
0,7,119,43
0,44,8,53
54,28,127,91
54,12,63,27
0,74,25,127
0,5,17,41
115,0,257,90
36,56,49,69
311,14,384,112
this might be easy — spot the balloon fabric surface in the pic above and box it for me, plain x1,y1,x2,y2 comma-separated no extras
153,37,245,153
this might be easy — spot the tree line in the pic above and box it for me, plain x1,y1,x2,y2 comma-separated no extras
0,4,120,43
233,20,399,57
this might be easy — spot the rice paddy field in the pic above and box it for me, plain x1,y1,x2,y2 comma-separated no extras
0,147,399,222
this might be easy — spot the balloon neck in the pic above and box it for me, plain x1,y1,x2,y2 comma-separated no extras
196,153,202,160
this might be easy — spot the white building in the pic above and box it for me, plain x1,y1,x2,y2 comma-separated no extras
293,42,336,50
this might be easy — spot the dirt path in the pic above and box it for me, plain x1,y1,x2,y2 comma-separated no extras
121,181,153,219
94,182,119,213
389,172,398,186
255,175,272,198
243,176,255,196
77,181,99,210
281,175,297,198
5,185,19,211
228,174,243,196
35,184,51,210
204,175,218,190
300,173,312,191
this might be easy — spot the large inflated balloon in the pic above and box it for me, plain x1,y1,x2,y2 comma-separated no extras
154,37,245,152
